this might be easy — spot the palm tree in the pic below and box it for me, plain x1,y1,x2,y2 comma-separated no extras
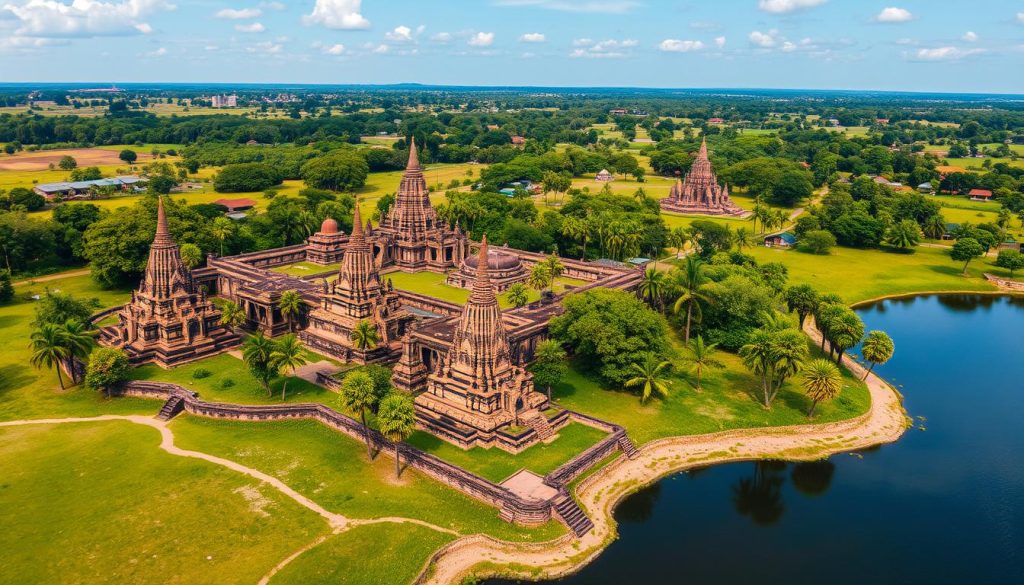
242,332,278,396
860,330,895,380
218,301,246,332
504,282,529,308
29,323,70,390
672,256,711,342
277,290,303,333
179,243,202,270
883,220,922,251
637,267,667,311
528,263,552,293
667,226,690,259
270,334,306,401
211,217,235,257
624,353,672,404
341,371,378,459
802,359,843,417
684,336,723,393
922,214,947,240
350,319,380,350
561,216,591,260
828,311,865,365
734,227,755,251
768,330,808,399
61,319,94,384
377,392,417,479
739,330,775,408
543,253,565,293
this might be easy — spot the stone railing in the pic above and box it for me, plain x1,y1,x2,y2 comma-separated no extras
542,411,633,489
87,305,124,326
224,244,308,268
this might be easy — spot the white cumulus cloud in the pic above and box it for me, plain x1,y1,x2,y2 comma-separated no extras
235,22,265,33
519,32,545,42
659,39,704,52
303,0,369,29
570,38,636,58
322,43,345,55
714,36,726,48
2,0,176,39
494,0,639,14
875,7,913,23
468,31,494,47
385,25,414,42
749,30,778,48
758,0,827,14
913,46,983,61
215,7,261,19
962,31,977,42
431,32,452,43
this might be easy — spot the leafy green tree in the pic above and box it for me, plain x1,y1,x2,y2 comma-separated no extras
0,270,13,304
542,253,564,292
801,230,836,255
826,309,865,364
530,339,568,402
118,149,138,166
884,219,922,251
624,353,672,404
270,334,306,401
350,319,380,350
550,288,669,385
218,301,246,331
995,249,1024,278
300,150,369,191
802,359,843,418
29,323,70,390
242,332,279,396
950,237,985,274
277,290,303,333
213,163,282,193
528,262,552,292
672,256,710,342
33,290,99,327
7,187,45,211
58,155,77,170
179,243,202,270
85,347,130,398
785,284,820,328
860,330,895,380
377,392,417,478
0,211,56,271
770,170,813,207
341,370,379,458
683,335,723,393
504,282,529,308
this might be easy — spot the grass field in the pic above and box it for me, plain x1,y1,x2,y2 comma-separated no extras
271,260,342,276
0,420,326,584
407,422,608,483
270,523,453,585
386,270,585,307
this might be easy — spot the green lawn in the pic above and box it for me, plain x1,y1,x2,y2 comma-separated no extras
0,420,326,584
554,342,871,447
169,416,566,542
386,270,584,308
749,244,997,304
270,523,453,585
406,422,609,483
271,261,341,276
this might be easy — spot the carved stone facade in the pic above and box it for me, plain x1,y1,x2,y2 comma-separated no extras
659,138,746,217
300,206,415,364
99,198,239,367
305,217,347,265
412,236,549,452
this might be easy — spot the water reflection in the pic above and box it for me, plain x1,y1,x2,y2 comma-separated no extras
732,461,787,526
616,482,661,523
790,460,835,497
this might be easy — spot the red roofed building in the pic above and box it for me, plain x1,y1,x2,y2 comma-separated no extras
969,189,993,201
511,135,526,146
708,117,725,125
212,198,257,212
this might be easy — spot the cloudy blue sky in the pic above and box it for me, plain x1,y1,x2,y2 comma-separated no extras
1,0,1023,93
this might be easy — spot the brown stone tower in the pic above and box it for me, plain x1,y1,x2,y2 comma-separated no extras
387,138,438,241
300,205,414,363
100,197,239,367
415,235,547,450
659,137,745,217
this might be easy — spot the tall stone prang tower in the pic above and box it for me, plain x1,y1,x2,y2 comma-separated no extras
99,197,239,367
659,138,746,217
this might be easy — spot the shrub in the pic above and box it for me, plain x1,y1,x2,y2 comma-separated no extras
213,162,283,193
801,230,837,255
219,378,235,389
192,368,212,379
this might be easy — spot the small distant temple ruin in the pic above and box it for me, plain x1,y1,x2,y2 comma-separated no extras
107,140,643,452
659,138,746,217
99,198,240,367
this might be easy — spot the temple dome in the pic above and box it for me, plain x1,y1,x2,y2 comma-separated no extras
320,217,339,234
464,250,523,271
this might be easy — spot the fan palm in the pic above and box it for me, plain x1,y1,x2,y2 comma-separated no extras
543,253,565,292
350,319,380,350
561,216,591,260
922,214,947,240
377,393,417,478
802,359,843,417
277,290,303,333
860,330,895,380
624,353,672,404
672,256,711,342
218,301,246,331
29,323,70,390
739,330,776,408
211,217,235,257
684,336,723,393
270,334,306,401
242,331,278,396
734,227,755,251
179,243,202,270
341,371,378,458
637,267,667,311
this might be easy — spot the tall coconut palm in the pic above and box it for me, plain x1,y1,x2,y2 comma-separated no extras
528,263,552,293
828,310,865,365
624,353,672,404
179,243,202,270
543,253,565,293
684,336,723,393
350,319,380,351
377,392,417,479
242,331,278,396
277,290,303,333
504,282,529,308
768,329,808,399
739,330,776,408
561,216,591,260
922,213,947,240
802,359,843,417
672,256,711,342
29,323,70,390
211,216,235,257
218,301,246,332
637,267,667,311
270,334,306,401
61,319,94,384
341,370,378,458
860,330,895,380
667,226,690,259
734,227,755,251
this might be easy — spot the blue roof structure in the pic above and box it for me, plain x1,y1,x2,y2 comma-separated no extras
34,175,146,193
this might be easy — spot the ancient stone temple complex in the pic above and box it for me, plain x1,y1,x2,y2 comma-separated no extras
99,198,240,367
659,138,746,217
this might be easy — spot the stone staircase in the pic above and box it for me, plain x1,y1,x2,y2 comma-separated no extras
553,493,593,537
156,395,185,421
525,411,556,442
616,434,640,459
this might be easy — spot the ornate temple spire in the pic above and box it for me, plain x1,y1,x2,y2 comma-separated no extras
446,234,513,392
140,197,192,299
698,136,709,160
387,136,437,240
407,136,421,170
335,204,381,302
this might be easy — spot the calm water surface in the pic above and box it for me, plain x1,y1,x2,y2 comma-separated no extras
492,294,1024,585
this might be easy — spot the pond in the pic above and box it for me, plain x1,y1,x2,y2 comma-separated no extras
491,294,1024,585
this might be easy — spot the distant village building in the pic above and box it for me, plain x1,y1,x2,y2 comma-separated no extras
659,139,746,217
212,198,257,213
969,188,993,201
33,176,146,200
609,108,627,115
917,182,934,193
595,169,614,182
765,232,797,248
511,135,526,146
211,94,238,108
707,118,725,125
